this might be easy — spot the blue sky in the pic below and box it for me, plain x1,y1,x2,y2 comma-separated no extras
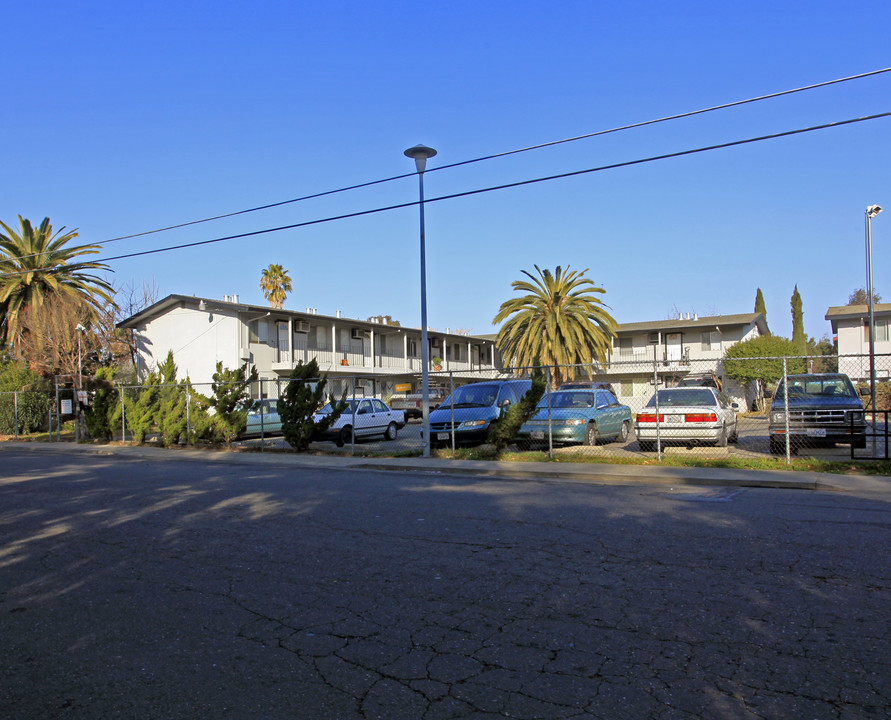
4,1,890,341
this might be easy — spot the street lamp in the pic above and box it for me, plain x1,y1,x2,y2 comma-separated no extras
865,204,882,437
404,144,437,458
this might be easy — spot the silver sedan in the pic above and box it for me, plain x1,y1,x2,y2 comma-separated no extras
635,387,739,452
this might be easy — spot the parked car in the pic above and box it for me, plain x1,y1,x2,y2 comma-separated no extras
635,387,739,451
515,388,632,447
676,373,722,391
427,379,533,449
244,398,282,437
313,398,405,446
388,387,448,420
768,373,867,454
558,380,617,395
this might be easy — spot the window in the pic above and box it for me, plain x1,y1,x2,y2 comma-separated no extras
618,337,634,356
866,318,890,342
701,331,718,351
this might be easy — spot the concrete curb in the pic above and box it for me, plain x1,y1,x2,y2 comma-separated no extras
5,439,884,493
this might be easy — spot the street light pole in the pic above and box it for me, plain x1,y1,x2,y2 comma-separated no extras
865,204,882,436
404,144,437,458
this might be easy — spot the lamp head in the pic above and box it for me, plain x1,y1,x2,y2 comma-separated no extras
75,323,85,332
867,204,882,218
404,144,437,173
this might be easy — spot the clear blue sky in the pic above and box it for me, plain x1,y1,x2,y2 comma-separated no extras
4,0,890,342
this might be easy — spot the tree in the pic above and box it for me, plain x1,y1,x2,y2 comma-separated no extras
754,288,770,335
260,264,292,309
723,335,806,409
790,286,806,356
277,358,347,451
203,362,259,445
847,287,882,305
487,368,546,451
0,216,115,349
492,265,617,388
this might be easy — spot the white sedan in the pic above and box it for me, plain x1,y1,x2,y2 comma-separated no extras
313,398,405,446
635,387,739,452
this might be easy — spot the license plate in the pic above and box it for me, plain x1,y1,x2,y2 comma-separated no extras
437,433,450,440
531,431,544,440
667,415,681,423
806,428,827,438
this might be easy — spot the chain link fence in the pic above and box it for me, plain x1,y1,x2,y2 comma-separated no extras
5,353,889,464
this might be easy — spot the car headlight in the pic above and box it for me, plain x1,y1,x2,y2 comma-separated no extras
460,419,488,429
846,410,864,423
770,412,786,424
558,418,586,426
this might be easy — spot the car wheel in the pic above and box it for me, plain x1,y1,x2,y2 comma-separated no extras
617,420,630,443
336,426,353,447
769,437,784,455
716,424,728,447
384,422,398,441
853,436,867,449
729,423,739,444
584,423,598,446
638,440,655,453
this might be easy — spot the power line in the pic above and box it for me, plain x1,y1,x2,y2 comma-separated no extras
97,66,891,246
93,110,891,265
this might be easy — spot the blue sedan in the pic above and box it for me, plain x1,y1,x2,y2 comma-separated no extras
516,388,633,447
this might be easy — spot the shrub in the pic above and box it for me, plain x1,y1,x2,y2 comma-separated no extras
278,359,347,451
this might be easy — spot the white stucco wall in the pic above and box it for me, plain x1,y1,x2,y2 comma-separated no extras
135,307,241,386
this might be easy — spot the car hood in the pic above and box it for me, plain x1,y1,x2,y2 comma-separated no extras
771,396,863,411
525,408,592,422
429,406,499,424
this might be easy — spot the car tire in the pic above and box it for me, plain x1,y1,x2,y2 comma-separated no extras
853,436,867,449
336,426,353,447
729,423,739,444
769,437,784,455
716,425,728,447
384,422,398,441
584,423,598,446
638,440,655,453
617,420,630,443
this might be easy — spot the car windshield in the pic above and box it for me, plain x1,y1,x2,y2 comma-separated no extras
439,384,499,408
538,392,595,409
776,376,858,400
646,389,716,407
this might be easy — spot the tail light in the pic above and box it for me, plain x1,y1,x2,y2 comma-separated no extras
684,413,717,423
637,413,663,423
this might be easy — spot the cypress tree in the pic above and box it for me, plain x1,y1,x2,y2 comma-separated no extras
790,286,806,356
754,288,770,335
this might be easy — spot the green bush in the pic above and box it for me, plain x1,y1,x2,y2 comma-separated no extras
0,391,52,434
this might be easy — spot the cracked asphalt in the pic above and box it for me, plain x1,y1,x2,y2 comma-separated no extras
1,445,890,719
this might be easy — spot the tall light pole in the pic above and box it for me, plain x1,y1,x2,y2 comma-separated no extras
865,204,882,431
404,144,437,457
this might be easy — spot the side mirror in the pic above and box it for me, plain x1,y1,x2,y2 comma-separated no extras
859,386,870,396
499,398,512,408
731,402,739,410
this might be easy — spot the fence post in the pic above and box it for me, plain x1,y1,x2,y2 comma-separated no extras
259,378,265,452
546,366,554,460
782,357,791,464
55,378,61,442
449,371,455,453
48,407,53,441
186,387,191,445
350,376,356,453
14,391,18,439
121,386,126,442
653,357,662,460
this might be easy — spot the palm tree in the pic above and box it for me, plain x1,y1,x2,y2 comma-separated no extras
0,216,115,348
260,264,292,309
492,265,617,388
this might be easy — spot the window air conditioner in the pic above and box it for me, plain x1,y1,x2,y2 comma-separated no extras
296,321,310,333
351,328,365,340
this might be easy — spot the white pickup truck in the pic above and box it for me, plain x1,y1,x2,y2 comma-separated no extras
389,388,448,420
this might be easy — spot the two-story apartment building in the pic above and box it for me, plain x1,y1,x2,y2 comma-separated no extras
825,303,891,381
600,312,768,411
117,294,504,399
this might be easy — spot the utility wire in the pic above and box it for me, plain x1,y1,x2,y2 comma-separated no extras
98,66,891,245
93,110,891,265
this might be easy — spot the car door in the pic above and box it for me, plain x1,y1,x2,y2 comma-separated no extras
371,399,394,433
595,390,620,435
353,399,378,437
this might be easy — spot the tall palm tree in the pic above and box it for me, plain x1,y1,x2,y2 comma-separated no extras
492,265,617,388
260,264,292,309
0,216,115,348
